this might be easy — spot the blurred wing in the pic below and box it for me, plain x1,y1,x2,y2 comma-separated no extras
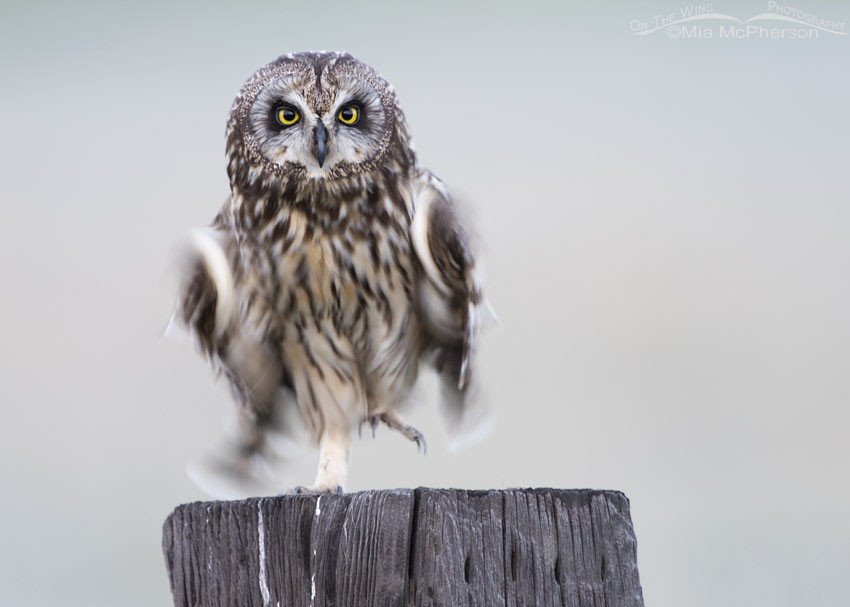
411,171,491,447
176,223,285,411
169,211,302,496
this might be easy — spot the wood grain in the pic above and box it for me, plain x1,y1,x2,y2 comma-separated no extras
163,488,643,607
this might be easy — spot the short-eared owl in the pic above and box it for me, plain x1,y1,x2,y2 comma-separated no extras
175,52,486,494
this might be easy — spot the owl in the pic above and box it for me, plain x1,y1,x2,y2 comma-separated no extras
174,51,486,495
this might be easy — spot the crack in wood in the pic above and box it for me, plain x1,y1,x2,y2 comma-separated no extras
405,487,421,605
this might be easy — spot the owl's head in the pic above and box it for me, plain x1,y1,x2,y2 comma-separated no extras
226,52,413,187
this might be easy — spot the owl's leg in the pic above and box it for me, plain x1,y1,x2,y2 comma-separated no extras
286,425,350,495
376,411,427,454
312,425,350,492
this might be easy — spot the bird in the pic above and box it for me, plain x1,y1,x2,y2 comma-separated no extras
173,51,487,495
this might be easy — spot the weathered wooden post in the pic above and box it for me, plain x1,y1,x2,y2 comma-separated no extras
162,488,644,606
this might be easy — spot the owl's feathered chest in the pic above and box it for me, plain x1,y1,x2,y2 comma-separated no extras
227,183,419,350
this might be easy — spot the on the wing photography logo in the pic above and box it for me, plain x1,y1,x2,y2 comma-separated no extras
630,2,846,39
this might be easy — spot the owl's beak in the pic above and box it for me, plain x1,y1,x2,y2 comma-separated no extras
313,121,328,168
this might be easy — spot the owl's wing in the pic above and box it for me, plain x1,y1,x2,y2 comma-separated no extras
176,220,284,411
170,212,302,496
411,171,491,447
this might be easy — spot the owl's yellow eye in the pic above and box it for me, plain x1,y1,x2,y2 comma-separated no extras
276,106,300,127
337,105,360,126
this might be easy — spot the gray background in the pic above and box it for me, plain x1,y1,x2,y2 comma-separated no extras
1,1,848,605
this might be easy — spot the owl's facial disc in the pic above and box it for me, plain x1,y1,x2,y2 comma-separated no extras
247,72,387,178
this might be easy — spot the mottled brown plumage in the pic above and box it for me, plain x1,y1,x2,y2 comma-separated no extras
175,52,486,494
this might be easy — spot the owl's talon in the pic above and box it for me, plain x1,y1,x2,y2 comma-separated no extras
281,484,344,496
414,432,427,455
370,415,379,438
280,485,310,496
378,413,427,454
407,427,426,454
